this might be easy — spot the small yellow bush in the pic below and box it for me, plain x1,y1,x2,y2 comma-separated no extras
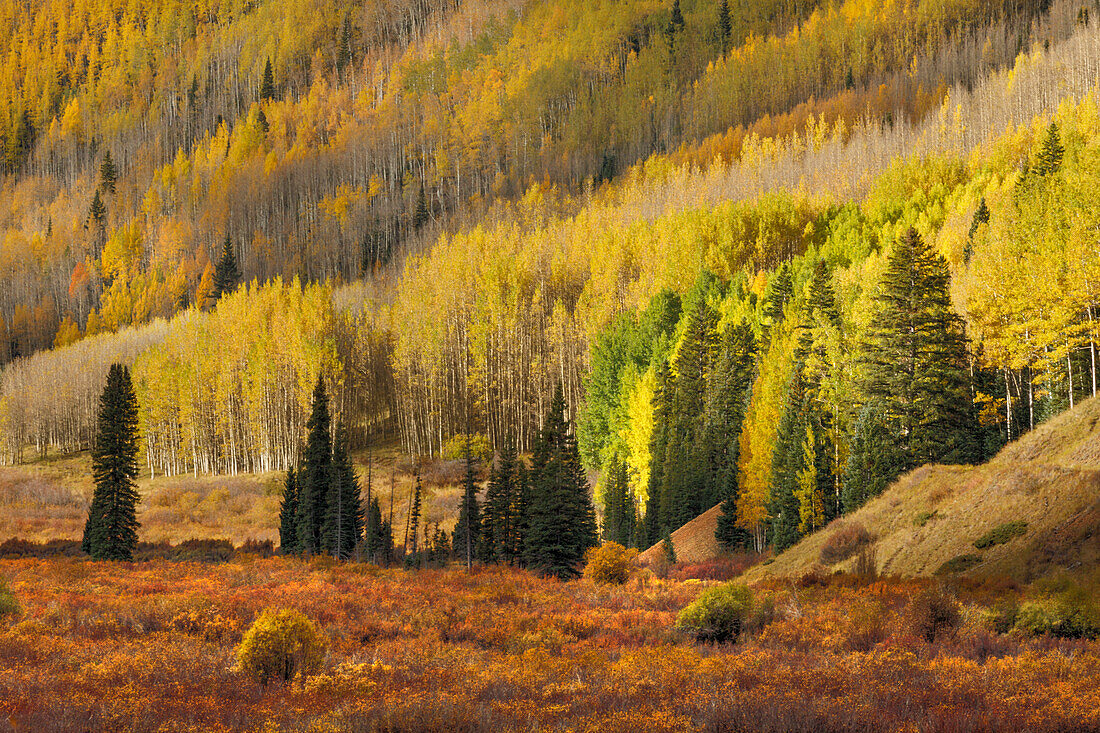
236,608,327,685
584,542,638,585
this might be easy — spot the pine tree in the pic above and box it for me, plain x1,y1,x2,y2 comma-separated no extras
717,0,732,55
601,455,633,547
296,375,332,555
99,150,117,194
481,438,516,563
763,262,793,333
968,197,990,240
643,361,673,547
212,234,241,302
82,364,141,561
525,384,598,579
453,442,481,568
407,472,422,558
1033,122,1064,177
841,402,904,512
510,461,531,565
279,468,299,555
337,14,353,72
767,368,811,552
88,189,106,229
413,184,429,229
324,425,362,560
862,227,980,469
260,58,276,101
363,496,391,564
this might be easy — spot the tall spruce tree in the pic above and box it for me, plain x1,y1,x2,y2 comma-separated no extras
82,364,141,561
363,496,391,564
413,184,429,229
213,234,241,301
1033,122,1064,176
407,472,422,557
481,438,517,563
279,468,299,555
296,375,332,555
524,384,598,579
511,461,531,566
601,455,634,547
659,301,719,531
840,402,904,512
862,227,980,471
717,0,732,54
763,262,793,339
324,425,362,560
643,361,673,547
99,150,117,193
453,442,481,568
260,58,276,101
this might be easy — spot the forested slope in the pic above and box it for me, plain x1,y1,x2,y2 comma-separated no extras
0,0,1069,364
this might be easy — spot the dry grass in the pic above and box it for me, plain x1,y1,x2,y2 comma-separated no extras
745,396,1100,583
0,445,471,548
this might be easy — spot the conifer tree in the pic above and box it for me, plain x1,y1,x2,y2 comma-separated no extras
99,150,117,194
510,461,531,565
643,361,673,547
481,438,516,563
763,262,793,334
862,227,980,470
525,384,598,579
363,496,391,564
260,58,276,101
407,472,422,557
841,402,904,512
82,364,141,561
453,442,481,568
601,455,634,547
968,197,990,240
213,234,241,301
324,425,362,560
296,375,332,555
702,320,757,510
767,368,817,552
1033,122,1064,176
337,15,353,72
413,184,429,229
717,0,732,54
279,468,299,555
88,189,106,229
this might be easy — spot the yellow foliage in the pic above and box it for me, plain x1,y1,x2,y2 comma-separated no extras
236,607,327,685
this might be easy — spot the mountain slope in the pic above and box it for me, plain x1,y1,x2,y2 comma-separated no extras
722,395,1100,581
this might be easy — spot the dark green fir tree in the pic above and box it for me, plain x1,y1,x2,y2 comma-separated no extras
213,233,241,301
481,437,517,563
601,455,634,547
324,425,362,560
99,150,117,194
524,384,599,579
296,375,332,555
260,58,276,101
452,441,481,568
279,467,299,555
717,0,732,55
82,364,141,561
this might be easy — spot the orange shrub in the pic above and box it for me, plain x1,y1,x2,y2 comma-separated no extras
584,542,638,585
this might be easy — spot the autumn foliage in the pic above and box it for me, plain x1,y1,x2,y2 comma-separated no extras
236,607,327,685
584,542,638,585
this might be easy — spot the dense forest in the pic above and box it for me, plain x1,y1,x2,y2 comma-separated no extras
3,0,1100,556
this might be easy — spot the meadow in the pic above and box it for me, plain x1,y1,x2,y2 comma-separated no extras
3,556,1100,732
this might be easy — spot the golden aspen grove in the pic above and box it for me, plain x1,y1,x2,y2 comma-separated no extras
7,0,1100,730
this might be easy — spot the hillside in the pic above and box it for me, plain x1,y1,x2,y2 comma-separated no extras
720,395,1100,582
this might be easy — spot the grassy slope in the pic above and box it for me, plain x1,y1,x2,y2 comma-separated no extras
642,395,1100,581
0,443,467,546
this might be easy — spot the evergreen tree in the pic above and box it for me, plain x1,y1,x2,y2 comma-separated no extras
413,184,429,229
296,375,332,555
659,301,719,530
510,461,531,565
968,197,990,240
324,425,362,560
88,189,107,229
363,496,391,564
1033,122,1064,176
767,368,825,552
260,58,276,101
453,441,481,568
82,364,141,561
407,472,422,557
643,361,673,547
99,150,117,194
841,402,904,512
763,262,793,333
717,0,732,55
337,14,353,72
862,227,980,469
213,233,241,301
601,455,634,547
279,468,299,555
525,384,598,579
481,438,517,563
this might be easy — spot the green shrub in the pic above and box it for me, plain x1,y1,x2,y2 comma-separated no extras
0,578,20,621
914,510,938,527
1013,590,1100,639
973,521,1028,549
236,608,327,685
584,542,638,585
441,433,492,463
675,583,754,643
936,553,983,575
